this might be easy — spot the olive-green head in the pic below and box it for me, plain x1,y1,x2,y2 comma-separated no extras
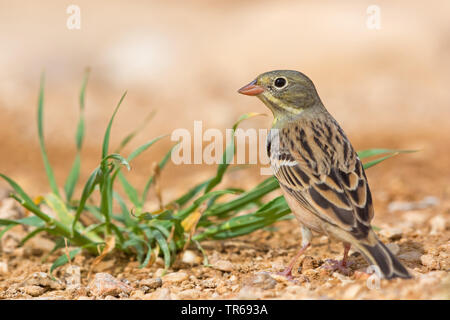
238,70,322,119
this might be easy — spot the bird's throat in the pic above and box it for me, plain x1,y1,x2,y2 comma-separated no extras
258,93,304,126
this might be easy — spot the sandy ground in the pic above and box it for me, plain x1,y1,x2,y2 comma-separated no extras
0,1,449,300
0,128,449,299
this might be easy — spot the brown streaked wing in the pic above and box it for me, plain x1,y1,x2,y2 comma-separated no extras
271,120,374,238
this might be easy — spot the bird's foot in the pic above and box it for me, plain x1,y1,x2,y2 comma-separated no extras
322,259,353,276
276,268,295,281
271,268,303,284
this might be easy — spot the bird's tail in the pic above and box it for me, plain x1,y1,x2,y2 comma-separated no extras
353,232,412,279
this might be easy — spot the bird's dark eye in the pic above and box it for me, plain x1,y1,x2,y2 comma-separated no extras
274,77,287,88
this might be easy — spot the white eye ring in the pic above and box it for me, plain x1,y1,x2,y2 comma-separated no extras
273,77,288,90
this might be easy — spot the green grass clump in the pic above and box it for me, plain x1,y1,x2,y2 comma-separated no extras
0,72,413,274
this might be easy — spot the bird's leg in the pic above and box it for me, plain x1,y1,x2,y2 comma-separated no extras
277,243,310,279
277,226,312,279
323,242,353,275
342,242,351,267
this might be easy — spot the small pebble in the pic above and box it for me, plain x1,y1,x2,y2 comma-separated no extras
429,215,447,235
88,273,133,297
162,272,189,284
333,272,353,284
154,268,165,278
301,256,320,270
140,277,162,290
0,261,8,274
245,272,277,290
24,272,64,290
231,284,240,292
212,260,234,272
342,284,362,299
237,286,263,300
398,251,422,262
201,279,216,288
130,289,145,299
388,196,439,212
420,254,439,269
152,287,172,300
178,289,200,299
181,250,201,265
21,285,46,297
64,265,81,290
1,234,20,254
379,228,403,240
0,198,23,220
385,243,400,255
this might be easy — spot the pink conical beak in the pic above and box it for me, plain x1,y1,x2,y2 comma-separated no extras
238,79,265,96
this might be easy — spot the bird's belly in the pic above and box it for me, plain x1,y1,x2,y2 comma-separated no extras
281,188,325,234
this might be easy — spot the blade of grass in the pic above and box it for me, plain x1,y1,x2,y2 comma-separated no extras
0,174,97,253
98,153,131,236
117,171,140,208
0,225,16,240
71,167,101,236
141,142,179,205
204,176,279,217
153,228,171,269
171,179,212,208
113,192,137,228
50,247,82,274
0,216,45,228
102,91,127,159
363,153,402,170
19,227,48,246
44,193,74,226
37,73,60,197
123,236,147,263
64,69,90,202
99,170,113,235
127,134,167,162
195,196,290,241
358,148,416,159
204,113,265,193
139,241,153,268
176,189,241,220
102,153,131,171
114,135,167,208
115,110,157,153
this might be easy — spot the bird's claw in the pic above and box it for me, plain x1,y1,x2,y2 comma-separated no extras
272,269,302,284
322,259,353,276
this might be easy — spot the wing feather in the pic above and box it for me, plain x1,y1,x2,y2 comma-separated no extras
269,118,374,239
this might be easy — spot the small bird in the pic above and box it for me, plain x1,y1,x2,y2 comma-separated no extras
238,70,411,279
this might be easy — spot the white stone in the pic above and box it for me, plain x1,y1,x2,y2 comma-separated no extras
65,265,81,290
154,268,165,278
0,261,8,274
429,215,447,235
181,250,201,265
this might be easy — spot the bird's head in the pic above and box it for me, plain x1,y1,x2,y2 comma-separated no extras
238,70,322,122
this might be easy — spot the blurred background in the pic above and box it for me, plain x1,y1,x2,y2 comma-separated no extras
1,0,449,204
